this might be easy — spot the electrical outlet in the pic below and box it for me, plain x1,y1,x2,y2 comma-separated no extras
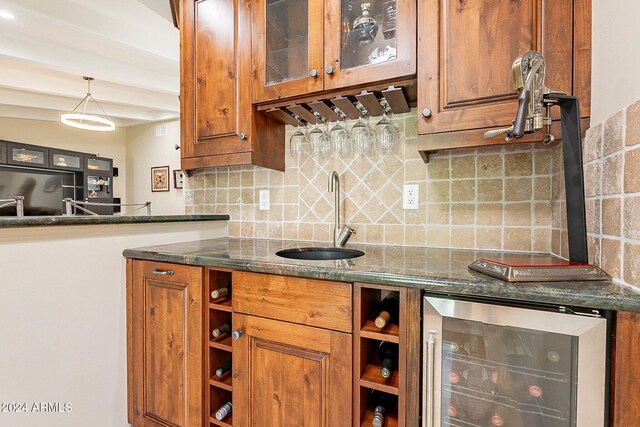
403,184,419,210
259,190,270,210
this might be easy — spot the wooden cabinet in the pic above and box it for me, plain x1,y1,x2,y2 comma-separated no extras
611,311,640,427
231,272,353,426
417,0,591,154
252,0,416,103
180,0,284,172
127,260,204,427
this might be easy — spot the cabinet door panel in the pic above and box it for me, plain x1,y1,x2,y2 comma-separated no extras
233,313,352,427
252,0,325,102
324,0,416,90
131,261,203,427
418,0,574,135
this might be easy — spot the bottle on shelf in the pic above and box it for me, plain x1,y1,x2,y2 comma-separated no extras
214,402,232,421
444,341,469,386
215,361,232,378
211,284,230,299
446,393,467,420
374,292,399,329
212,322,231,339
369,391,392,427
377,341,398,379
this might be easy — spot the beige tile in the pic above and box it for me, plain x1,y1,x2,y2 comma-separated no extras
588,235,601,266
627,99,640,146
533,228,551,252
504,203,532,226
601,238,622,278
426,157,451,180
426,181,450,202
533,202,551,227
477,155,503,177
602,154,622,195
193,173,205,189
298,223,313,241
624,196,640,239
505,153,533,176
477,179,503,202
228,171,241,187
476,227,502,250
585,198,602,235
193,190,205,205
603,110,624,156
204,189,216,205
602,198,621,236
204,173,217,189
451,203,475,225
534,150,552,175
534,176,552,201
451,180,475,202
241,221,254,238
366,224,384,244
268,222,283,240
584,162,602,197
270,171,284,186
624,148,640,193
427,204,450,225
451,157,475,179
255,169,269,185
624,242,640,286
450,227,474,249
313,223,332,243
404,159,426,182
551,229,561,256
255,222,268,238
426,226,450,247
503,228,532,251
477,203,503,226
384,225,404,246
583,123,603,162
504,178,532,201
241,170,255,187
228,188,241,204
404,204,427,225
227,221,240,237
405,225,427,246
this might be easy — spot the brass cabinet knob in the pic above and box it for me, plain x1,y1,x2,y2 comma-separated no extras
326,66,334,75
309,69,319,78
231,330,244,340
239,133,247,140
422,108,433,118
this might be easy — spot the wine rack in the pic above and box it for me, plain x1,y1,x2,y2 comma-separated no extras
206,268,234,427
354,283,421,427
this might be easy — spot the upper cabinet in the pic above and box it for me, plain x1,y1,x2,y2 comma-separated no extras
180,0,285,172
252,0,417,103
417,0,591,155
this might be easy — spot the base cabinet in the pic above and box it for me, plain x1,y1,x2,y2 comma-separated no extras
127,260,204,427
232,313,353,427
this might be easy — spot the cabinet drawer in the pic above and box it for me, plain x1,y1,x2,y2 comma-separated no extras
232,272,352,333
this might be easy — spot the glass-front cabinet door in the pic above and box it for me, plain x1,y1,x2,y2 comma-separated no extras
49,149,82,171
0,140,6,164
324,0,416,90
6,142,49,168
252,0,324,102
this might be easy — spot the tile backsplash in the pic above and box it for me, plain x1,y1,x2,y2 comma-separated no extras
552,98,640,289
185,109,555,252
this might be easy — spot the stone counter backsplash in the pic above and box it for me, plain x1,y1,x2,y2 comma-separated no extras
185,109,555,252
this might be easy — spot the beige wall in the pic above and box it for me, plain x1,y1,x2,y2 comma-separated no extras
0,117,127,201
124,120,183,215
591,1,640,124
0,221,226,427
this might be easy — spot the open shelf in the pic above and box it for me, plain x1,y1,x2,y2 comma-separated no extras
210,372,233,392
209,298,232,312
209,335,233,352
361,320,400,343
360,362,399,395
360,407,399,427
210,415,233,427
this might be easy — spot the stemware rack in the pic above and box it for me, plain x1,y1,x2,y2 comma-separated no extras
354,283,421,427
258,81,416,126
206,268,234,427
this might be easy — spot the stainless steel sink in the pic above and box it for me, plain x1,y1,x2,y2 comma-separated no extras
275,247,365,261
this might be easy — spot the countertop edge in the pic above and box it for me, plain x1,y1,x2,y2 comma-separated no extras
0,214,230,228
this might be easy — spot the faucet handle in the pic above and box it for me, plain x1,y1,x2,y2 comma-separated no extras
336,226,355,248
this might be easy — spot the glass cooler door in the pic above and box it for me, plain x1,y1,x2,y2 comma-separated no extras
423,297,607,427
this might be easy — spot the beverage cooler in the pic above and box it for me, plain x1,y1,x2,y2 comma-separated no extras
422,297,609,427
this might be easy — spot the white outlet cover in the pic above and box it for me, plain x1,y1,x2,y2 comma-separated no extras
403,184,419,210
259,190,270,210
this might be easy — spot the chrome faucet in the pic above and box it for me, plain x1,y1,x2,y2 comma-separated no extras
328,171,355,247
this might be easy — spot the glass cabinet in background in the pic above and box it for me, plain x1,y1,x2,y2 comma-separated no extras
252,0,416,103
6,142,48,168
49,149,82,172
0,140,6,164
84,155,112,173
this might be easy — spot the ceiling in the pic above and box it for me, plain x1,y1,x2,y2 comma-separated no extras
0,0,179,127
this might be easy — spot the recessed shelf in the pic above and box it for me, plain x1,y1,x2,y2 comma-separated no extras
360,363,399,395
361,406,398,427
361,320,400,343
210,372,233,392
209,335,233,352
209,298,232,312
210,415,233,427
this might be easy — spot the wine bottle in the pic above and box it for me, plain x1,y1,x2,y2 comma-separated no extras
369,391,391,427
374,292,399,328
215,361,232,377
446,395,467,419
211,322,231,338
214,402,232,421
377,342,398,379
211,286,230,299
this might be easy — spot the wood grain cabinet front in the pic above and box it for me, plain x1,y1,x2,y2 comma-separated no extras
180,0,284,172
127,260,204,427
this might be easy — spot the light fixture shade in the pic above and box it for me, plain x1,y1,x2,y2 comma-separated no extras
61,76,115,132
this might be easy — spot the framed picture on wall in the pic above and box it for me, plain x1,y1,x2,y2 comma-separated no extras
174,169,184,189
151,165,170,192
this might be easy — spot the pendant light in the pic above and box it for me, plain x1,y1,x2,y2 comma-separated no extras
61,76,115,132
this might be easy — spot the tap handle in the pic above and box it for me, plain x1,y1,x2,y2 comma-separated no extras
513,89,531,138
484,126,514,140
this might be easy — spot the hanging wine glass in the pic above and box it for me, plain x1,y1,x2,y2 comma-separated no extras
375,99,399,155
309,113,330,160
351,102,373,156
329,107,351,157
289,116,308,157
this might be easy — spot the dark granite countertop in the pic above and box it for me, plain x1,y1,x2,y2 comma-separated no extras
123,238,640,312
0,214,229,228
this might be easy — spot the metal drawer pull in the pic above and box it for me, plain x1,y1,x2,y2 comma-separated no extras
152,269,175,276
231,330,244,340
426,332,436,427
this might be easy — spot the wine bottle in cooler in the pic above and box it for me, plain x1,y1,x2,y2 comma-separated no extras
211,322,231,338
377,341,398,379
445,341,469,386
446,393,468,420
374,292,399,328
